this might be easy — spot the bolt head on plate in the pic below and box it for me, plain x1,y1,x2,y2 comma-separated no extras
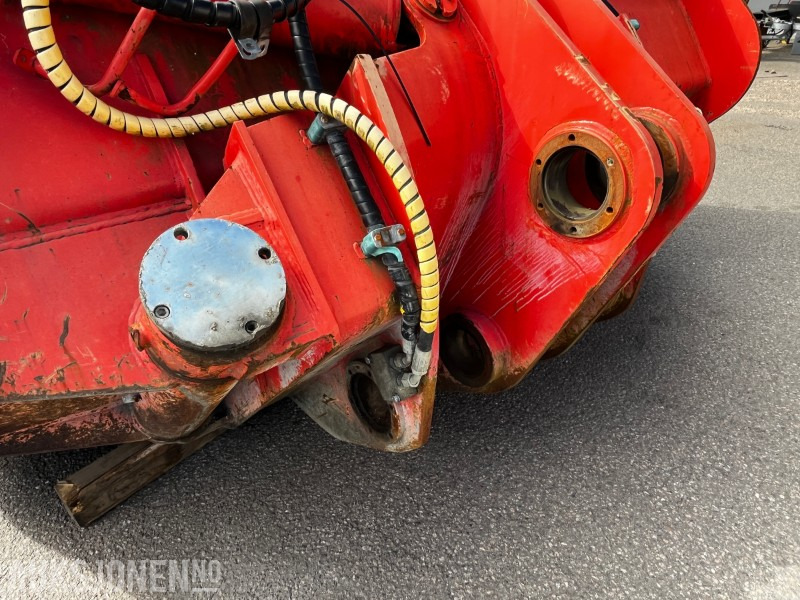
139,219,286,353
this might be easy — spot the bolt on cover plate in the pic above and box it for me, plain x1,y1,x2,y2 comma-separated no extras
139,219,286,352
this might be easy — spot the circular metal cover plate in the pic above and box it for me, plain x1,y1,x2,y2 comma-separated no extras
139,219,286,352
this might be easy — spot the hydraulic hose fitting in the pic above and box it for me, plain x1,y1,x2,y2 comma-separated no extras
288,8,323,92
397,346,433,389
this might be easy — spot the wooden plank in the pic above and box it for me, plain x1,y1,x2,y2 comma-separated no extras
55,421,227,527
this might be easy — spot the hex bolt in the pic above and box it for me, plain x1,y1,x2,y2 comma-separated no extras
153,305,170,319
391,394,401,403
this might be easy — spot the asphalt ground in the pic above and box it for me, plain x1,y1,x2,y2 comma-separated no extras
0,47,798,600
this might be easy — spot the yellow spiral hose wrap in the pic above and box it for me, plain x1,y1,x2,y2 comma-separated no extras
21,0,439,337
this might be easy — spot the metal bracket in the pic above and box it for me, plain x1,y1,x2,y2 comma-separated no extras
229,0,274,60
306,113,347,145
360,225,407,262
232,35,270,60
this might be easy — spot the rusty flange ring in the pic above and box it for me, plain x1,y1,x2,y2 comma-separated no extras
530,130,626,238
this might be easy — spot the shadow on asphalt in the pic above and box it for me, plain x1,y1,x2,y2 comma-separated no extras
0,206,797,597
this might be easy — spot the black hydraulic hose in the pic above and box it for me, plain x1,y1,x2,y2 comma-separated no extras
288,9,383,227
324,117,421,346
383,254,422,346
288,10,324,93
131,0,312,34
131,0,239,26
325,130,385,230
288,9,421,348
326,134,422,348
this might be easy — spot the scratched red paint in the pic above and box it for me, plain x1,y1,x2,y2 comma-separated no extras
0,0,759,455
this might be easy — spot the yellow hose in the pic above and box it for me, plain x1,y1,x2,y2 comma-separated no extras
21,0,439,336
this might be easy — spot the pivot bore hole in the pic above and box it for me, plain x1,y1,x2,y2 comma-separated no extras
349,372,394,435
542,146,609,219
440,314,493,388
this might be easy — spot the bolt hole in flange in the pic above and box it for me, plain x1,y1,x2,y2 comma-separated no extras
258,247,271,260
173,226,189,241
531,130,626,238
244,320,258,334
440,314,493,388
349,372,394,435
153,305,170,319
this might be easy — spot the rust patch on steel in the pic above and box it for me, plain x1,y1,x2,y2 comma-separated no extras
638,117,681,207
0,395,113,436
58,315,71,347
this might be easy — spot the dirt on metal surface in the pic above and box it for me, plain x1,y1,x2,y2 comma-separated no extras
0,0,760,523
